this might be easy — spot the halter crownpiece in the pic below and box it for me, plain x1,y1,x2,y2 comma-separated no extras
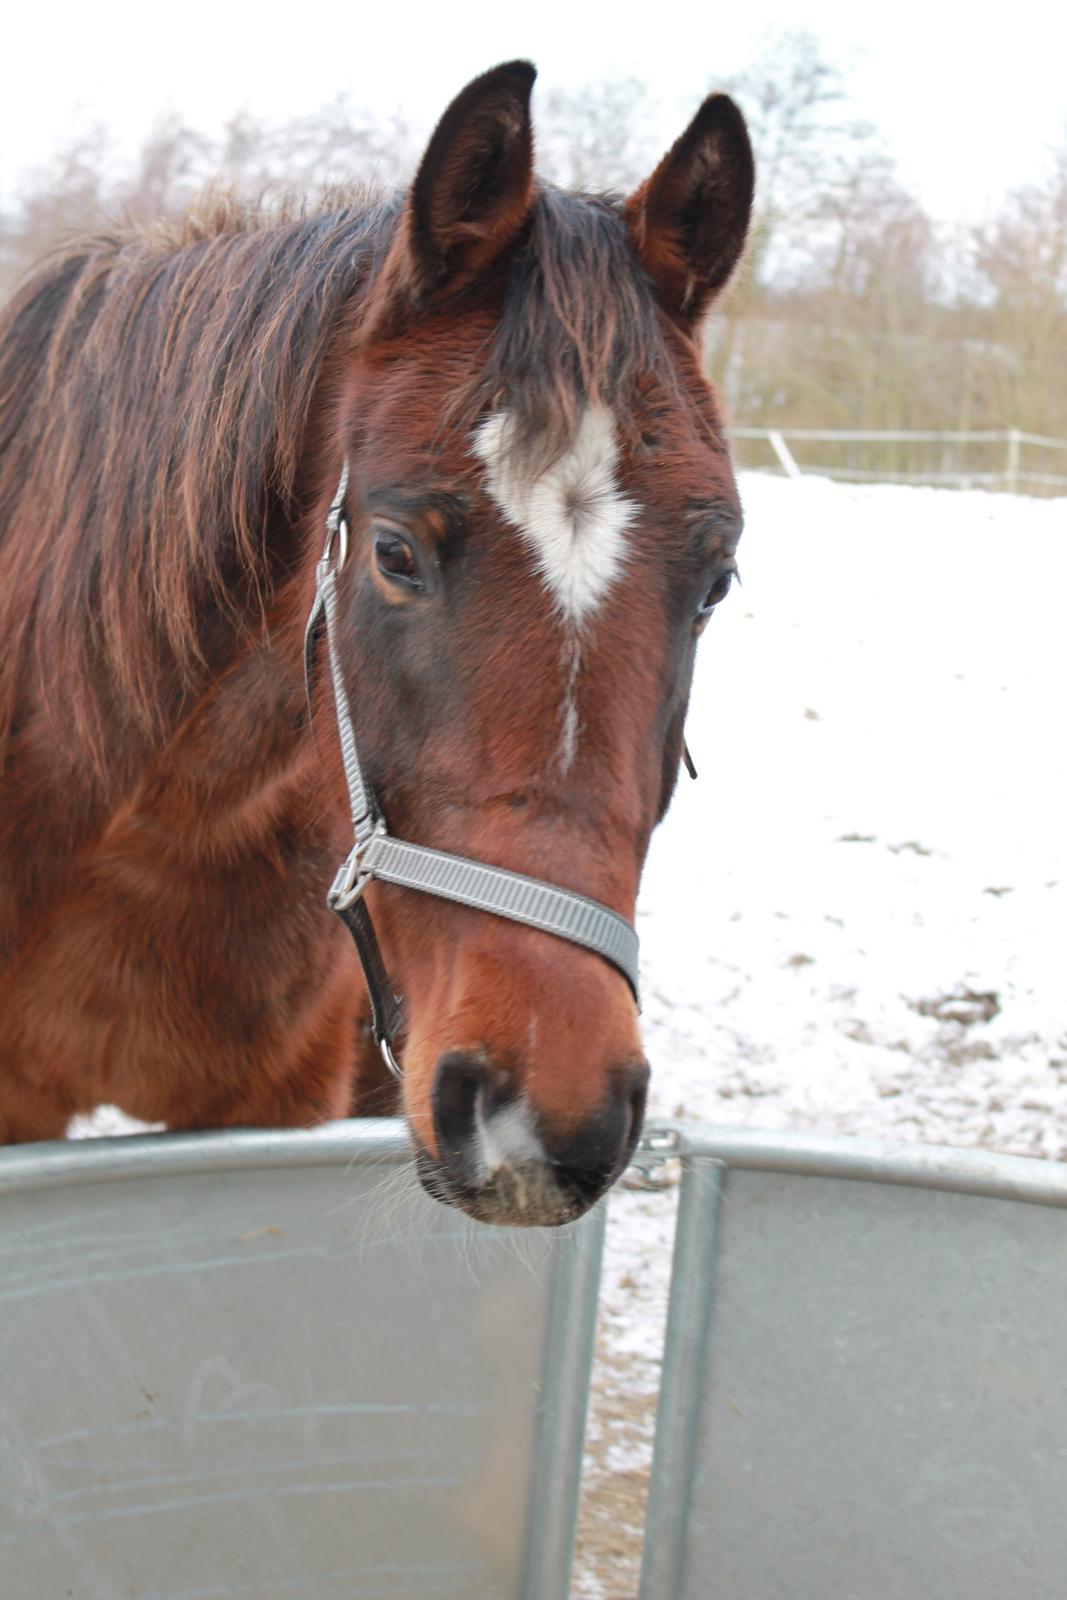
305,464,641,1078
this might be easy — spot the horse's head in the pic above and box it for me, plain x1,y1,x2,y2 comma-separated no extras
316,62,753,1225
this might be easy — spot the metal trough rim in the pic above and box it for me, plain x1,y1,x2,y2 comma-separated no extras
2,1118,1066,1209
0,1118,411,1194
659,1122,1067,1209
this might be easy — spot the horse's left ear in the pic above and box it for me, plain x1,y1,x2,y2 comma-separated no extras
624,93,755,325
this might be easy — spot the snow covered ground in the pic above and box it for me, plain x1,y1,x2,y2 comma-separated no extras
576,471,1067,1594
639,470,1066,1152
64,472,1066,1594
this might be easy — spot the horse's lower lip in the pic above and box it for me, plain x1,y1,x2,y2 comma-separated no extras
413,1143,592,1228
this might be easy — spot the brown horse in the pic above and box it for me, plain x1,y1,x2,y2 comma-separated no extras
0,63,752,1225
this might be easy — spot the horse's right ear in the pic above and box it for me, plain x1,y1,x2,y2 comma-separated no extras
376,61,536,321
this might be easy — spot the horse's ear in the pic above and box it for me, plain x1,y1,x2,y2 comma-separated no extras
624,93,754,324
400,60,537,303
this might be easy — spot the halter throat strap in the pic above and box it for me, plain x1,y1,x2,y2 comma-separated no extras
305,464,641,1077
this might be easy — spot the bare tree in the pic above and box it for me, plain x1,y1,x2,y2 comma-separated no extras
0,101,417,296
970,128,1067,439
1,125,114,285
218,97,416,195
722,30,888,286
536,78,657,193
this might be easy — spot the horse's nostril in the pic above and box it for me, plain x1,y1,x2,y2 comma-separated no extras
627,1065,650,1151
430,1052,486,1185
545,1061,649,1194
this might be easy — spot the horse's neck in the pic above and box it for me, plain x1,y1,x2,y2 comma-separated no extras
132,623,329,855
1,614,330,961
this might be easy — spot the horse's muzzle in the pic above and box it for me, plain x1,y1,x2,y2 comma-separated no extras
416,1051,649,1226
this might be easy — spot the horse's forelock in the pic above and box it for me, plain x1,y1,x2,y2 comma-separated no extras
460,187,677,475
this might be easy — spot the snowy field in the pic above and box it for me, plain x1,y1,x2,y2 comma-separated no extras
65,472,1066,1594
576,470,1067,1593
640,470,1065,1151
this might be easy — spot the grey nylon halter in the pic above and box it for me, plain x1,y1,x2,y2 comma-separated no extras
305,464,641,1077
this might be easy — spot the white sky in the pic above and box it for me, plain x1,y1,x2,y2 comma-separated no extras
2,0,1065,221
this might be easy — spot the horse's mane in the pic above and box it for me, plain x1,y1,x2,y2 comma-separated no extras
0,182,673,771
0,187,400,768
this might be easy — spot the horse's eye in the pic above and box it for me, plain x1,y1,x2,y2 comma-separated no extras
696,568,734,626
373,527,422,590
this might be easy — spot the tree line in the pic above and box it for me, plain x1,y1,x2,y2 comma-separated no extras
2,33,1064,489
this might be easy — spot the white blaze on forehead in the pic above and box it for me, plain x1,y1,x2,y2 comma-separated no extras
473,405,636,623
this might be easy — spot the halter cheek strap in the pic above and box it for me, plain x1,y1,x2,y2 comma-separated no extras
305,464,641,1077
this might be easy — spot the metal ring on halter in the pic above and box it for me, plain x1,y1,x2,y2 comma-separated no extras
380,1037,402,1078
322,513,349,574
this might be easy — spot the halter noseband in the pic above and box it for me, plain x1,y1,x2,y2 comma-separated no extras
305,464,641,1078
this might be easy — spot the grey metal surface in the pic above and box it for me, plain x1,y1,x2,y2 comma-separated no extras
636,1158,723,1600
641,1127,1067,1600
0,1120,604,1600
679,1123,1067,1207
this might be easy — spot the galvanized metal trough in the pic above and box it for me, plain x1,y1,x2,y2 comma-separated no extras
3,1119,1067,1598
640,1124,1067,1600
0,1121,603,1600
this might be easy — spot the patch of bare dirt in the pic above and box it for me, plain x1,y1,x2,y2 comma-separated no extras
572,1339,659,1598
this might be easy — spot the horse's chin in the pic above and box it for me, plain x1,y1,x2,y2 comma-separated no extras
413,1143,595,1229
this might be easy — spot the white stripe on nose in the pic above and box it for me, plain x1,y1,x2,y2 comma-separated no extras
473,1092,546,1182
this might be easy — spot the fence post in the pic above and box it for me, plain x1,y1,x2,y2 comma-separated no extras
767,429,802,480
1005,428,1021,494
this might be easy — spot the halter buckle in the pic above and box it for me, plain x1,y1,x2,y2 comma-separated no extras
320,461,351,573
329,850,369,912
321,512,349,575
329,818,386,912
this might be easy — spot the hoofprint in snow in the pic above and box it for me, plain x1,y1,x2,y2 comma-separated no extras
67,473,1066,1593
